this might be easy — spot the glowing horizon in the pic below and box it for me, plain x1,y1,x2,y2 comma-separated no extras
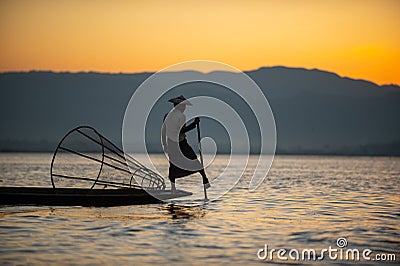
1,0,399,85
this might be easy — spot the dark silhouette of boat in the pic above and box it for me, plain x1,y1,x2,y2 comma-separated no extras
0,126,191,207
0,187,191,207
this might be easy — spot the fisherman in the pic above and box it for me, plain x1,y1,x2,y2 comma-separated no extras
162,95,211,194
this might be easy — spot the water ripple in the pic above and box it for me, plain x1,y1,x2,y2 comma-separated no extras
0,154,399,265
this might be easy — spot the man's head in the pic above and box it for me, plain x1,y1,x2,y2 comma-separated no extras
174,102,186,112
168,95,192,112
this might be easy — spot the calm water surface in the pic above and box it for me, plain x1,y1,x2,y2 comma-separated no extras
0,153,399,265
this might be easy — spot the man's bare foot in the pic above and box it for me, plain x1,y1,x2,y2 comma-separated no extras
171,182,176,194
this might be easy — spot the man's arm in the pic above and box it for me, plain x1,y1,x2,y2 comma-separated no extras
181,117,199,133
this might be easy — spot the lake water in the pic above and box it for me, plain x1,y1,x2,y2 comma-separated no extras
0,153,399,265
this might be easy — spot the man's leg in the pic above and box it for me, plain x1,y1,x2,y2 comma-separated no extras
199,169,211,188
169,176,176,194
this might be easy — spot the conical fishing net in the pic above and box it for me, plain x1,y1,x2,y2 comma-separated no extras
50,126,166,190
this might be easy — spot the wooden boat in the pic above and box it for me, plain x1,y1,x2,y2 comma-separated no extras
0,126,192,207
0,187,191,207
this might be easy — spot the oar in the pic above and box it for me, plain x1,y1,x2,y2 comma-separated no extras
196,120,208,200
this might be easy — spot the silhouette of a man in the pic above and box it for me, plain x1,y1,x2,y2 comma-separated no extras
162,95,211,193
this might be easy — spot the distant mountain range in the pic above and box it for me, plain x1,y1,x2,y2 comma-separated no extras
0,67,399,155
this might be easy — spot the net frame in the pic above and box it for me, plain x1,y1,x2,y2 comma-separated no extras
50,126,166,190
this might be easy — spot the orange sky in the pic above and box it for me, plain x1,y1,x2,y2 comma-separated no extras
0,0,399,85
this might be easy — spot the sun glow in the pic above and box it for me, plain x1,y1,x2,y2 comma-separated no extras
0,0,399,85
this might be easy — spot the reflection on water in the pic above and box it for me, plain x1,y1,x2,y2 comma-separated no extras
0,153,399,265
163,204,207,220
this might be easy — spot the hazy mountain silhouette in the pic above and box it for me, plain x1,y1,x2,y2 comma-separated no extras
0,67,399,155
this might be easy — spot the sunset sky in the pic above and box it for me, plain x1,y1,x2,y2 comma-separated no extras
0,0,399,85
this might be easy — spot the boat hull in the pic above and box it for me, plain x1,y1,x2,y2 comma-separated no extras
0,187,191,207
